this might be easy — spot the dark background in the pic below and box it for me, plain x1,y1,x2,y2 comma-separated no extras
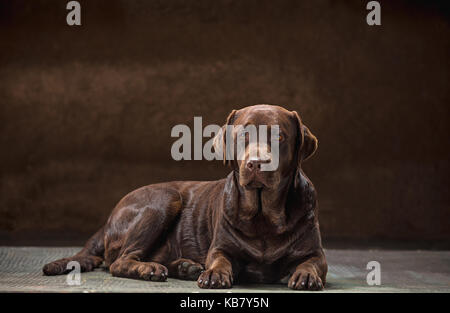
1,0,449,248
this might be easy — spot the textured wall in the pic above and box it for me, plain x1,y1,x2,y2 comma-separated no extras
0,0,449,245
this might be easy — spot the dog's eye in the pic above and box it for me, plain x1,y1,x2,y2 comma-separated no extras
239,132,249,140
278,134,284,141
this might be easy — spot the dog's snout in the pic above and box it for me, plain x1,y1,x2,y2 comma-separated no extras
246,158,271,171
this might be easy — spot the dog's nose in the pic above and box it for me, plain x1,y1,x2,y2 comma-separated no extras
246,158,271,171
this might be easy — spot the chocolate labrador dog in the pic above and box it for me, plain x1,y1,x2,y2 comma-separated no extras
43,104,327,290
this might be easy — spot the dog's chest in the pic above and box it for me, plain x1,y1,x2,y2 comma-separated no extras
237,238,290,281
241,231,292,262
241,262,284,283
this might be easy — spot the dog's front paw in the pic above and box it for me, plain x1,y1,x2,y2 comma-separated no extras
288,268,323,291
177,260,204,281
197,269,233,289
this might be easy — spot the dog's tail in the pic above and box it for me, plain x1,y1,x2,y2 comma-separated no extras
42,226,105,276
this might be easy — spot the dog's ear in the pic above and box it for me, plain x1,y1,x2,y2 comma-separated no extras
301,125,318,162
213,109,237,165
292,111,318,166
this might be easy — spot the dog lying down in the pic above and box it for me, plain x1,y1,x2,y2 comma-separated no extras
43,104,327,290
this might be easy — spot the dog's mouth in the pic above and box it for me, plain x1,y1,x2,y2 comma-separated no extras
244,180,266,189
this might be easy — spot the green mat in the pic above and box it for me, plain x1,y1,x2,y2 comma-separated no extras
0,247,449,293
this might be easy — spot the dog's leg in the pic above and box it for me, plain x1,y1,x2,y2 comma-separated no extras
109,228,174,282
197,249,233,289
43,227,105,276
168,258,204,280
288,251,327,291
108,188,182,281
109,257,169,281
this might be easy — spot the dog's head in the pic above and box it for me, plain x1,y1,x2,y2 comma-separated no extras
214,104,318,191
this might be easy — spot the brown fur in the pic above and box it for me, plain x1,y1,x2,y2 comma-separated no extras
43,104,327,290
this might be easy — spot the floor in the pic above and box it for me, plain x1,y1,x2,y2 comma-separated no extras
0,247,449,293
